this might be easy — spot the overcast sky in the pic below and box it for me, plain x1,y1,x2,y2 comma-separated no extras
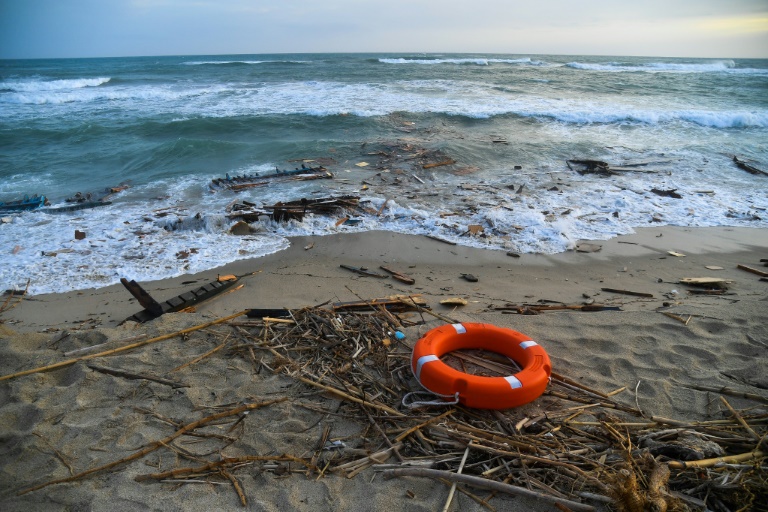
1,0,766,59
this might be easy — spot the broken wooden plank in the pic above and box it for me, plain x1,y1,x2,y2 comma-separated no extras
679,277,730,289
425,234,457,245
651,188,682,199
601,288,654,298
440,298,468,306
733,156,768,177
737,264,768,278
340,264,388,278
120,278,163,316
379,266,415,284
422,159,456,169
121,276,241,324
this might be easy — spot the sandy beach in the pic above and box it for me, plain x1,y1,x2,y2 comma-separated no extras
1,226,767,511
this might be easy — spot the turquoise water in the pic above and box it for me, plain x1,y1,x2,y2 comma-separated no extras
1,53,767,293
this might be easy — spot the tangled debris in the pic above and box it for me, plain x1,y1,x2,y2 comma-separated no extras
5,300,766,511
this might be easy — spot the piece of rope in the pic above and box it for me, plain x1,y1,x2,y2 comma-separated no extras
402,390,459,409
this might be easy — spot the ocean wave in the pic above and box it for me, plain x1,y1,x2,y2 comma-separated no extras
3,77,766,129
182,60,310,65
564,60,757,73
379,57,540,66
0,77,111,92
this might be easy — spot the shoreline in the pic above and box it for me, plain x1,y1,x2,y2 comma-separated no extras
3,225,767,333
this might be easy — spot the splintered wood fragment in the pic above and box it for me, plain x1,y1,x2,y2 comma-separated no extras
382,468,595,512
601,287,654,298
422,159,456,169
737,264,768,277
466,224,484,236
18,398,286,495
120,278,163,315
380,266,415,284
425,234,457,245
732,156,768,176
440,298,468,306
659,311,691,325
679,277,729,288
86,363,188,388
340,264,388,278
496,304,622,314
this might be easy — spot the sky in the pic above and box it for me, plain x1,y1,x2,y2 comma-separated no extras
1,0,767,59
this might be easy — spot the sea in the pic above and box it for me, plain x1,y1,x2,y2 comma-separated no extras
1,53,767,295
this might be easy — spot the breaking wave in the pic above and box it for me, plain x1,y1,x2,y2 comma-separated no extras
565,60,745,73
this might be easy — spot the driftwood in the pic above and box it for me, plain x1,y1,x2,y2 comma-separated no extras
379,266,415,284
422,159,456,169
567,159,659,176
601,287,654,298
737,264,768,278
496,303,621,315
339,264,388,278
332,294,427,312
86,363,188,388
650,188,682,199
733,156,768,177
383,467,596,512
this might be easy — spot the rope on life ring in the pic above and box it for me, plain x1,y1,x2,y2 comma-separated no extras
410,323,552,410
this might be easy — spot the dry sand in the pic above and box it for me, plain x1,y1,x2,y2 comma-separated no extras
1,226,766,511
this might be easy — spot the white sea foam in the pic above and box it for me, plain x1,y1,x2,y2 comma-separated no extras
564,60,765,74
0,77,111,92
379,57,538,66
182,60,311,65
2,151,766,295
4,77,766,129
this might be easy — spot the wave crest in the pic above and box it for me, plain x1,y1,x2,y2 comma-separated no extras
0,77,111,92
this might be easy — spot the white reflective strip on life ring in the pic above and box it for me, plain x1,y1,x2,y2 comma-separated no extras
452,323,467,334
520,340,538,349
416,354,439,380
504,376,523,389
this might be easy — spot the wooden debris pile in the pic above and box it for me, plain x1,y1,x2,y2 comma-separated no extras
227,195,363,223
363,141,457,173
210,164,332,192
9,305,767,511
566,159,661,177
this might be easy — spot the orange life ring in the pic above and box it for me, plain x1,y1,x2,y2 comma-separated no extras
411,323,552,409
